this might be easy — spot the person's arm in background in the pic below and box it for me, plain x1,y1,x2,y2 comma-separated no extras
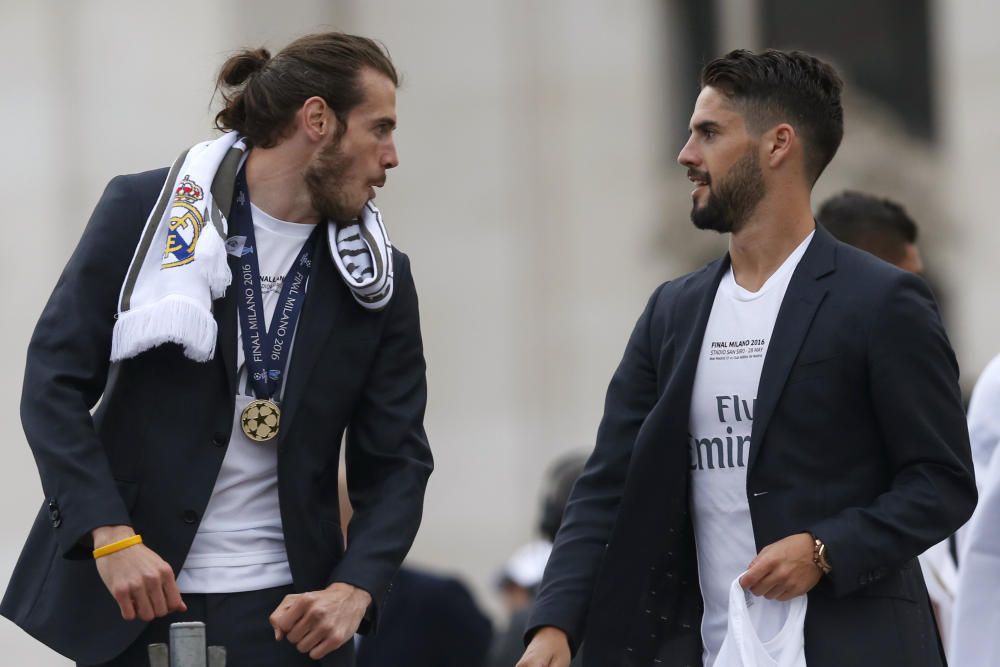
966,353,1000,489
949,443,1000,667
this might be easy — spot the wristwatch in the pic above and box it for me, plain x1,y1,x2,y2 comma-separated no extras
812,536,833,575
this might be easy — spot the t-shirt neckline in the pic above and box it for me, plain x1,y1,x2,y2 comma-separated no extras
250,202,319,240
722,230,815,302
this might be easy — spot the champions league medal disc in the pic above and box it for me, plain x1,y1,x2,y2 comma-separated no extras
241,399,281,442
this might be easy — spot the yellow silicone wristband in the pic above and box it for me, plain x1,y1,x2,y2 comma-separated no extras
92,534,143,559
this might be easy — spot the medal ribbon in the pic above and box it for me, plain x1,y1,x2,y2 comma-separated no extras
232,166,321,402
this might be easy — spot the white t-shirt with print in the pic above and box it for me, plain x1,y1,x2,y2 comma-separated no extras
688,231,814,666
177,203,316,593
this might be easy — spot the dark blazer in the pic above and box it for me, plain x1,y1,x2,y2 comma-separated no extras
356,566,493,667
527,224,977,666
1,168,434,665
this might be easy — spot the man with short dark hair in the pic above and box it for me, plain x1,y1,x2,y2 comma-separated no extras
818,190,924,272
519,49,975,667
2,32,432,666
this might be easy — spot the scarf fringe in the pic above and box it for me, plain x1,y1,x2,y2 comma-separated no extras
111,295,218,363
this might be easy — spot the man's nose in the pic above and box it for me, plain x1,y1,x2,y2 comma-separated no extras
677,136,699,169
383,141,399,170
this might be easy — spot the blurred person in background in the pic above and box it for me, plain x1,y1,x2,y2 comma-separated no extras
337,471,492,667
817,190,924,273
949,354,1000,667
488,453,586,667
519,49,976,667
818,190,959,648
1,32,433,666
355,565,491,667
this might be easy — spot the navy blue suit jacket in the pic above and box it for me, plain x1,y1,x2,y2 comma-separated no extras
527,224,976,666
2,169,433,664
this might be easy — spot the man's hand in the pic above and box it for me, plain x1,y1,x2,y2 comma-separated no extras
93,525,187,622
739,532,822,601
269,582,371,660
517,626,572,667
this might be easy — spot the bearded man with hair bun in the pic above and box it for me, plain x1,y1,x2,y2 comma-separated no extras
3,32,432,667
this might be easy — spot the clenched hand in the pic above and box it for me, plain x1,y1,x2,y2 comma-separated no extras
269,582,371,660
93,525,186,622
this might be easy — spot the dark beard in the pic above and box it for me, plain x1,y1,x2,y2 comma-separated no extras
303,136,362,221
690,148,765,234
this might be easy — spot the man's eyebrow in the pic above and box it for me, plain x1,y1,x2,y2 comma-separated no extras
691,120,721,134
372,116,397,128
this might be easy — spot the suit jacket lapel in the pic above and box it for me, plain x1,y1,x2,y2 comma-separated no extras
673,256,731,380
644,255,731,450
622,256,728,553
278,234,342,438
214,251,240,398
211,148,248,399
747,225,837,474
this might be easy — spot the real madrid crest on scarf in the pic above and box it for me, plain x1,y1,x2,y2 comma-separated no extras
232,166,321,443
163,176,206,268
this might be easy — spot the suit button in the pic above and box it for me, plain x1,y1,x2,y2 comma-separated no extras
47,499,62,527
181,509,199,524
212,433,227,447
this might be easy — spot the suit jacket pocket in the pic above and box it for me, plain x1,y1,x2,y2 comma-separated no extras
786,355,840,387
851,563,918,603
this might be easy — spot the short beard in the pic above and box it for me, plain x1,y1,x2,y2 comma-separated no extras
690,147,765,234
303,134,362,222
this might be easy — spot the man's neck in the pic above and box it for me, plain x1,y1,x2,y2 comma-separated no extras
728,192,815,293
244,143,320,225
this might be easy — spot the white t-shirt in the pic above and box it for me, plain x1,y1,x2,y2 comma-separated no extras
177,203,317,593
689,231,813,666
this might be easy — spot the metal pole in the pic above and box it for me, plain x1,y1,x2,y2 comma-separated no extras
169,622,207,667
147,622,226,667
147,643,169,667
207,645,227,667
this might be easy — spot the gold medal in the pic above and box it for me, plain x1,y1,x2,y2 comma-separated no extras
240,399,281,442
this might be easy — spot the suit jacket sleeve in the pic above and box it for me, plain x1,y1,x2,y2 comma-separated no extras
525,284,666,653
331,253,434,618
20,175,152,558
808,271,977,596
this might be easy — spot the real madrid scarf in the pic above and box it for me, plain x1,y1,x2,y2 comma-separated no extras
331,201,394,309
112,132,394,363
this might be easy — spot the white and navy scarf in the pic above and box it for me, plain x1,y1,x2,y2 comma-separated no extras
332,201,394,309
112,132,394,363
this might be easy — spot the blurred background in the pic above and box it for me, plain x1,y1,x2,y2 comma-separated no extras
2,0,997,663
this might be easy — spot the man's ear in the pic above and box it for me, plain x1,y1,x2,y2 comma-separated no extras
766,123,796,169
301,96,331,142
